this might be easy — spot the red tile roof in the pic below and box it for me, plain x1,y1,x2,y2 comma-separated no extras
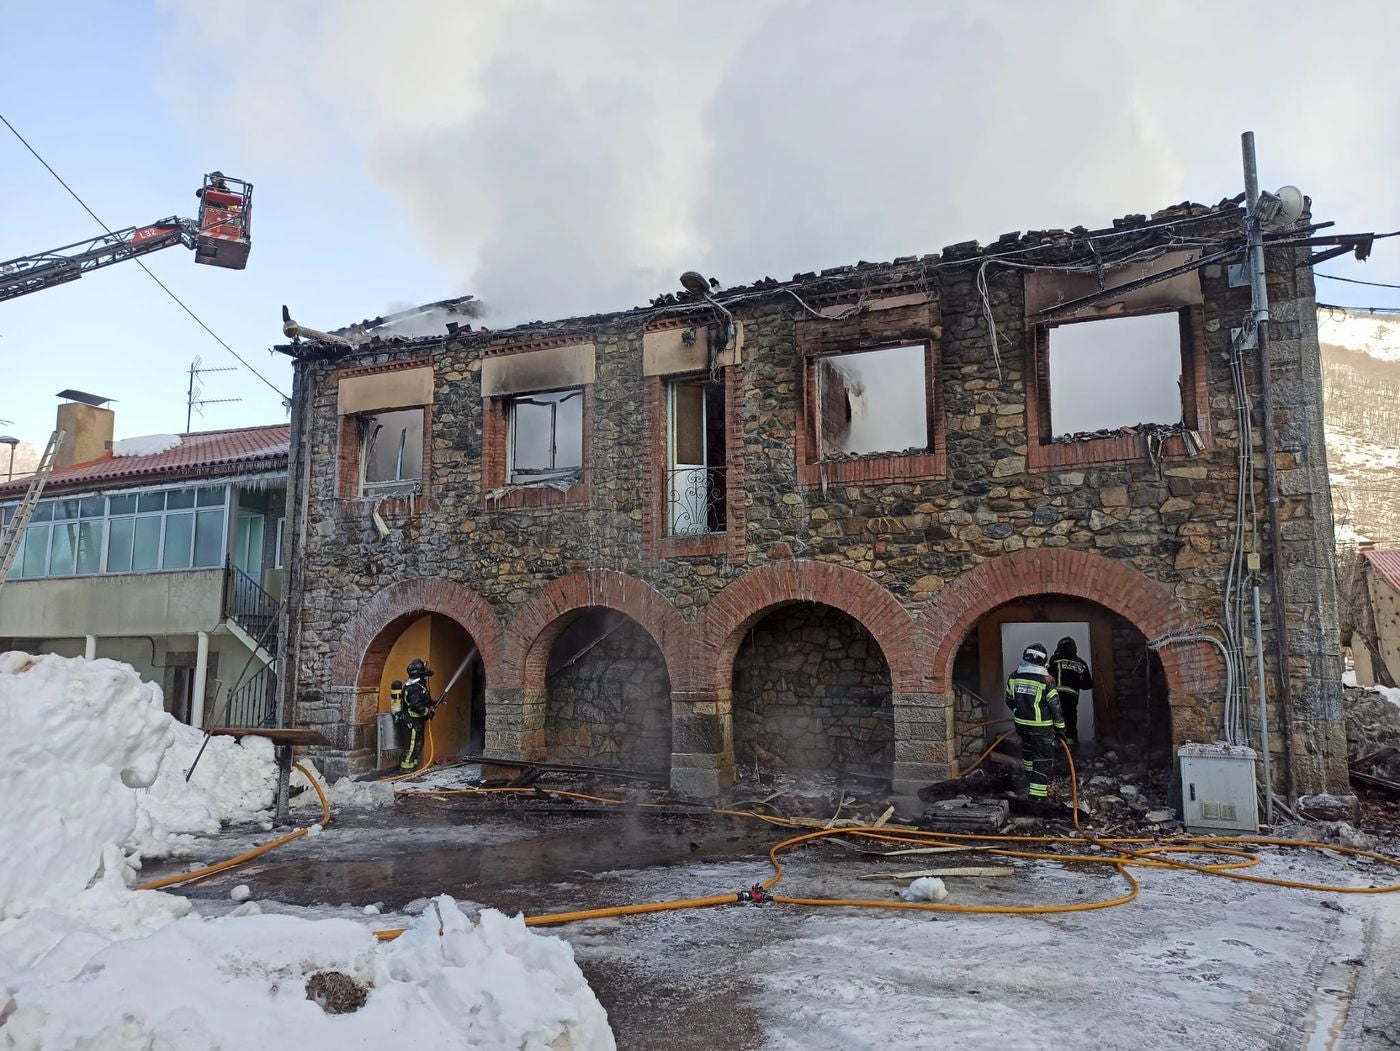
0,424,289,499
1364,548,1400,593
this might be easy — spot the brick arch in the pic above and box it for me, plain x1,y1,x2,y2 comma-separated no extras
919,549,1215,697
502,570,692,691
329,578,504,691
698,561,921,693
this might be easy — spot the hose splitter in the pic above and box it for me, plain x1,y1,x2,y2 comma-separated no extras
737,884,772,904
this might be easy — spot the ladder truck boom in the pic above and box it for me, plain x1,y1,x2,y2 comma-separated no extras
0,173,252,304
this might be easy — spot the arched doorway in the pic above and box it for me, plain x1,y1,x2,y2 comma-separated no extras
539,608,673,771
374,613,485,759
731,602,895,782
950,595,1173,772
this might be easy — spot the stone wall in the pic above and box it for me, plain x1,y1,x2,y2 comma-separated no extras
544,615,672,770
279,201,1349,797
731,603,894,778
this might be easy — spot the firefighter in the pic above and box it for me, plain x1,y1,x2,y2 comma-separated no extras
399,658,435,771
1049,636,1094,746
1005,642,1066,805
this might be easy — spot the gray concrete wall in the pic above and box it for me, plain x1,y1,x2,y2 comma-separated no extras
0,568,226,638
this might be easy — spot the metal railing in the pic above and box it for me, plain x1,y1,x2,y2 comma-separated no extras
665,465,727,536
224,665,278,727
228,561,279,657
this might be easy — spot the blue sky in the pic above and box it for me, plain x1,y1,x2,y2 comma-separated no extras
3,1,1397,453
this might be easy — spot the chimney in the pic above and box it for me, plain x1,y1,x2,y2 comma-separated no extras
53,390,116,469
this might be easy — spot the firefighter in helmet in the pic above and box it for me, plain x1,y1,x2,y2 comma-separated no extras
1005,642,1066,806
399,658,436,771
1049,636,1094,747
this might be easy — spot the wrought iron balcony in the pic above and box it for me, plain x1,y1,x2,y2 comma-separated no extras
666,465,727,536
227,561,279,657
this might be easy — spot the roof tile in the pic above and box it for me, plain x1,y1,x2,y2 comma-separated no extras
0,423,288,499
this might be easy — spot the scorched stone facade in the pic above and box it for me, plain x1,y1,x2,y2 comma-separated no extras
276,198,1348,801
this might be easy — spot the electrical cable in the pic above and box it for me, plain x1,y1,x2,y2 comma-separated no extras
0,111,290,403
1316,273,1400,289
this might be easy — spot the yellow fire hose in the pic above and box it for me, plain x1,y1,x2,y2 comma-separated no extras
134,729,1400,943
372,736,1400,939
137,762,332,891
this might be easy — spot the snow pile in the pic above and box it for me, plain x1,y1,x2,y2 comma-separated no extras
291,761,396,811
3,897,614,1050
0,652,171,908
0,652,615,1049
898,877,948,903
130,726,279,855
112,433,182,457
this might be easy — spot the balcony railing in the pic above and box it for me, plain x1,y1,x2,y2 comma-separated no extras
227,561,279,657
225,665,278,728
666,465,726,536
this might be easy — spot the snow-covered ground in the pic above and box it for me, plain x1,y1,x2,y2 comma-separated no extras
0,652,615,1050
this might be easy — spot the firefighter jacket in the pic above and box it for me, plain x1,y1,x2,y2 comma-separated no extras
403,677,434,718
1050,653,1094,697
1005,663,1066,731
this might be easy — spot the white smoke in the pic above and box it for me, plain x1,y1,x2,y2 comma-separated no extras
156,0,1400,328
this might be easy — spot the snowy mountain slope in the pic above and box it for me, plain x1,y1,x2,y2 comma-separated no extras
1321,308,1400,546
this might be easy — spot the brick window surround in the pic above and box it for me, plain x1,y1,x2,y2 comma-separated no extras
794,299,946,487
1026,305,1212,470
482,386,593,510
334,359,434,506
642,367,745,562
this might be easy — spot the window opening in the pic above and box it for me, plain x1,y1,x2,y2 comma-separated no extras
816,344,928,458
361,408,424,489
667,377,726,535
9,484,227,579
1047,312,1184,439
507,389,583,484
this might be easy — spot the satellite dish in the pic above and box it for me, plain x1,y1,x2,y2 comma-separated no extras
1258,185,1305,230
1274,185,1304,226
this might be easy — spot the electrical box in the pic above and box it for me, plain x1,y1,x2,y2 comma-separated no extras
376,712,401,769
1179,742,1260,834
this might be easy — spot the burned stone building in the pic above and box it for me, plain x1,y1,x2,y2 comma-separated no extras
275,199,1348,800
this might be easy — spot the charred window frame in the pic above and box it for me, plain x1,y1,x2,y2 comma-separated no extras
359,408,424,492
813,343,933,460
506,388,584,484
1029,306,1209,467
666,375,727,536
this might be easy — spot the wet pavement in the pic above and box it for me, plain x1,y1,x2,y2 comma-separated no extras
149,794,1400,1050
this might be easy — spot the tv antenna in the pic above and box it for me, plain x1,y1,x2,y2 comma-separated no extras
185,356,241,432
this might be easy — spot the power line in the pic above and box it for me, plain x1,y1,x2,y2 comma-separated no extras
0,111,289,404
1317,302,1400,315
1315,272,1400,290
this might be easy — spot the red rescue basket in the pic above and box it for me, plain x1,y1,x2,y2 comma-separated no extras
194,172,252,270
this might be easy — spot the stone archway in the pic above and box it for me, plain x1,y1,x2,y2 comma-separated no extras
689,561,923,795
920,549,1222,759
323,578,502,772
498,571,689,766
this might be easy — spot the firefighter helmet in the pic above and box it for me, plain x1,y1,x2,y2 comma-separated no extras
406,658,432,678
1022,643,1049,666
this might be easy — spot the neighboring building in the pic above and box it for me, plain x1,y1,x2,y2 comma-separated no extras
0,397,288,727
1346,546,1400,688
275,198,1348,799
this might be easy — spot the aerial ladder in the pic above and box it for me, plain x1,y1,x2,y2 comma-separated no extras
0,430,63,592
0,173,253,303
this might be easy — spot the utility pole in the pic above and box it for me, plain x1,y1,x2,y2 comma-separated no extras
185,357,240,432
1241,131,1296,811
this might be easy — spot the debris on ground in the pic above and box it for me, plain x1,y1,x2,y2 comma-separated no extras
305,970,369,1015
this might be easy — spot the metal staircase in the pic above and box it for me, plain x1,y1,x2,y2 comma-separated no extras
0,430,64,593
